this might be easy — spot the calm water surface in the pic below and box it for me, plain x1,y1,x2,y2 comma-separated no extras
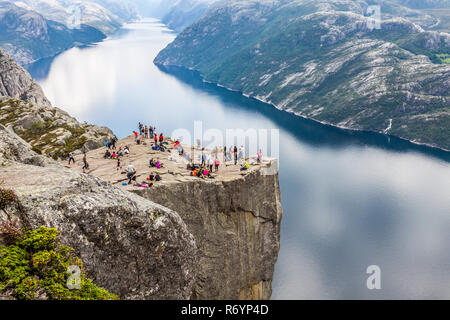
28,19,450,300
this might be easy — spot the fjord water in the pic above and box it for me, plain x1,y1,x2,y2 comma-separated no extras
29,19,450,299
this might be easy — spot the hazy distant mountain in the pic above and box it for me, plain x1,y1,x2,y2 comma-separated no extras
83,0,140,23
0,0,143,65
11,0,126,34
161,0,217,32
155,0,450,150
0,1,106,65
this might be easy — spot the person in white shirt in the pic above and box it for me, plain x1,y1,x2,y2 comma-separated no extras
126,163,136,185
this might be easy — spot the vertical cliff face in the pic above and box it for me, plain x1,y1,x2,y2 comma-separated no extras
134,161,283,300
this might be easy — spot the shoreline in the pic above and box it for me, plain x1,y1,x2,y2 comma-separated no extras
157,63,450,155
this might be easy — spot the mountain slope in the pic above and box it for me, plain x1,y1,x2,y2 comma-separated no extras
155,0,450,150
11,0,133,34
161,0,216,32
0,1,107,65
0,48,114,158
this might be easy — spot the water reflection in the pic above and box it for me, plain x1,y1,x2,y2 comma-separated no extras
28,19,450,300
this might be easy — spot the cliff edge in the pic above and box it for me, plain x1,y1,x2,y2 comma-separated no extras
0,125,198,300
65,135,283,300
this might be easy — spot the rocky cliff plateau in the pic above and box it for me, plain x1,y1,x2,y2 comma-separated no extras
62,134,283,300
0,125,283,300
0,124,198,299
0,48,283,299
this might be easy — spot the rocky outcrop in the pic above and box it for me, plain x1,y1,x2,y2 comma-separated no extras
0,48,51,107
134,161,283,300
0,49,115,158
0,124,51,167
0,126,198,300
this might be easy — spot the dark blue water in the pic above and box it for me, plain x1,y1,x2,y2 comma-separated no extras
28,19,450,299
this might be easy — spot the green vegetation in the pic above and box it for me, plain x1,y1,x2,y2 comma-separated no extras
437,54,450,64
0,99,90,159
0,3,106,65
0,223,118,300
155,2,450,151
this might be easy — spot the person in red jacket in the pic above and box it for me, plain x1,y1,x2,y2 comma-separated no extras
159,134,164,145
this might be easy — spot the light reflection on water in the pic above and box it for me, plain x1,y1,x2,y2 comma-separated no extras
29,19,450,300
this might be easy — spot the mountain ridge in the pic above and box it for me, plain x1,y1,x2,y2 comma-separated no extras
155,0,450,151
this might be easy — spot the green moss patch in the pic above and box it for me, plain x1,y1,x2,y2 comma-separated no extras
0,226,118,300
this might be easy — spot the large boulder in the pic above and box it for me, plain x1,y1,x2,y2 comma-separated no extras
0,127,198,300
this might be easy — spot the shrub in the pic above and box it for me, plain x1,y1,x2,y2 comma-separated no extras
0,187,18,212
0,226,118,300
0,219,23,245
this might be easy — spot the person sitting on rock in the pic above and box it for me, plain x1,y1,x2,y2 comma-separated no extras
149,158,157,168
117,147,124,157
104,150,111,159
155,174,162,182
240,161,250,172
124,146,130,154
257,149,263,164
156,159,164,169
215,159,220,172
111,152,117,160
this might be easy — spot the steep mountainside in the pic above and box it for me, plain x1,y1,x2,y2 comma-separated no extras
155,0,450,150
0,48,51,106
0,48,114,158
162,0,216,32
11,0,135,34
0,1,107,65
136,160,282,300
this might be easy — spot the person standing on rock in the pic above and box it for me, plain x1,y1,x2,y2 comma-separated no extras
68,152,75,165
207,154,213,172
82,153,89,174
126,163,136,185
201,149,206,167
239,145,244,164
149,126,154,139
234,146,238,165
